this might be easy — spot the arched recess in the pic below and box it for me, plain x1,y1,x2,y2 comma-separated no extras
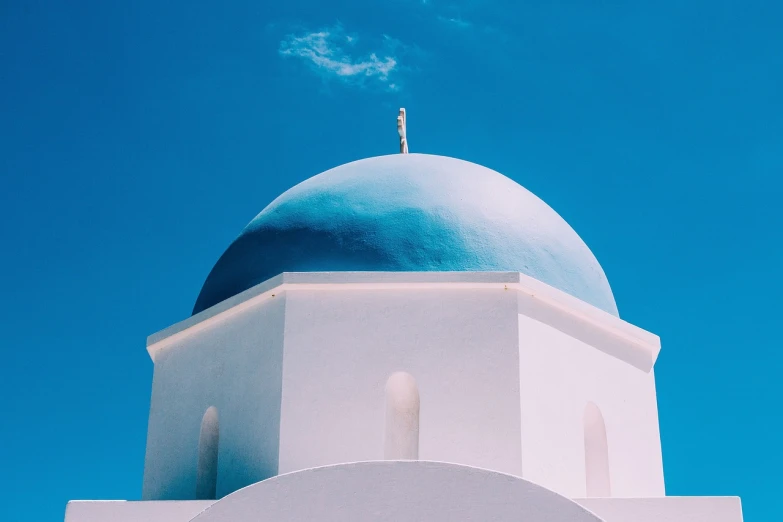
384,372,420,460
583,401,610,497
196,406,220,500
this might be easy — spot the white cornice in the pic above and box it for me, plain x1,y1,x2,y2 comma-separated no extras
146,272,660,372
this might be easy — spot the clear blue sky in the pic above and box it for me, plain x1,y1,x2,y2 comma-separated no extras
1,0,781,520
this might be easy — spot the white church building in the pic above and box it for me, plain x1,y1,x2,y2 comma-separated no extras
65,111,744,521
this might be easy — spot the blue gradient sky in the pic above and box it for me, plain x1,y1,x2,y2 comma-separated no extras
1,0,781,520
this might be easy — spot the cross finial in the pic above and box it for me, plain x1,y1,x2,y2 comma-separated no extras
397,108,409,154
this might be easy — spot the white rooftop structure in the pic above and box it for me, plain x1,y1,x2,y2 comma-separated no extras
64,111,744,522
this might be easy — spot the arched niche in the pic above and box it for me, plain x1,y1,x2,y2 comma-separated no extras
196,406,220,500
384,372,420,460
584,401,610,497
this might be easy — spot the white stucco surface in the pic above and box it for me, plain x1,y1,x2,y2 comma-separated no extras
575,496,744,522
64,500,214,522
518,313,665,497
277,284,522,475
142,295,287,500
191,461,605,522
142,272,662,501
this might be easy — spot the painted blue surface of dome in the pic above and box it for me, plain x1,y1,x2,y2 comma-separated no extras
193,154,618,316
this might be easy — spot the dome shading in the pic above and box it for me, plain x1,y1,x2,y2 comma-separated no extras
193,154,617,316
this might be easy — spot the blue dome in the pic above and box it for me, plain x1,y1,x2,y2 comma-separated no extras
194,154,618,316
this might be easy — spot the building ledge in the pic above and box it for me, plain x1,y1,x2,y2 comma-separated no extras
146,272,660,371
574,496,743,522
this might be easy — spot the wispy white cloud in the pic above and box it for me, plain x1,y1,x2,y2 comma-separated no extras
437,15,473,29
434,11,509,43
279,24,400,90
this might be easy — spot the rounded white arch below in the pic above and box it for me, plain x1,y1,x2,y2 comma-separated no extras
189,461,605,522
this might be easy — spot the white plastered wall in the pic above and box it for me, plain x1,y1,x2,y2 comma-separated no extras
517,312,665,498
278,287,522,475
141,272,663,501
142,296,286,500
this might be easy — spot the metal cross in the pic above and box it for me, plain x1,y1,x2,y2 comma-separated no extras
397,108,409,154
